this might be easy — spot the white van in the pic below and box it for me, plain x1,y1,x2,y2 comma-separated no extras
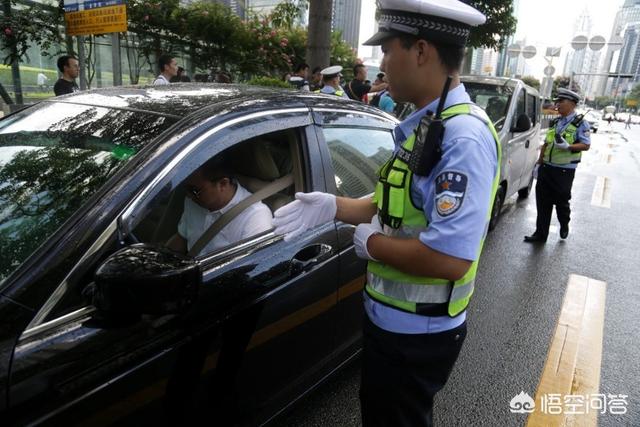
461,76,541,230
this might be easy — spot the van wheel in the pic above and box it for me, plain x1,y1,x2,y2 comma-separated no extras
518,175,534,199
488,186,505,231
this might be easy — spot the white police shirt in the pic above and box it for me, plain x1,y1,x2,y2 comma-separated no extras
364,83,499,334
319,85,350,99
178,183,273,256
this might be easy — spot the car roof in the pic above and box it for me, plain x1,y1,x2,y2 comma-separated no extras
44,83,383,119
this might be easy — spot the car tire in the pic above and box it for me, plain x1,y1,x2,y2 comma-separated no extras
518,174,534,199
488,185,505,232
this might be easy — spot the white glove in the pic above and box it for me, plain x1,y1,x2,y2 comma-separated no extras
353,215,383,261
272,192,337,241
554,137,570,150
533,164,540,179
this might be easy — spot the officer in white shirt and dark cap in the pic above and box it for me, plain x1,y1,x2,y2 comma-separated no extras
314,65,350,98
272,0,499,425
524,87,590,243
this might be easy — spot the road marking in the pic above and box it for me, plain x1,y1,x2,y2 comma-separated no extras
591,176,611,208
527,274,607,427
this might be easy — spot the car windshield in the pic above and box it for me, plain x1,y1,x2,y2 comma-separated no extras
464,82,514,131
0,102,178,285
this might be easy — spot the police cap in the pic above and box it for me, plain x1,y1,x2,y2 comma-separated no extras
320,65,343,80
555,88,581,104
363,0,486,47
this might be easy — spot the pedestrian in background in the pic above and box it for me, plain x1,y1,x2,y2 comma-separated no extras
273,0,498,425
525,88,590,243
288,63,311,91
154,55,178,85
37,72,48,92
170,66,191,83
625,114,631,129
345,63,387,102
309,66,323,91
54,55,80,96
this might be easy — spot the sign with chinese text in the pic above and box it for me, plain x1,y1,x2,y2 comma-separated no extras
64,0,127,36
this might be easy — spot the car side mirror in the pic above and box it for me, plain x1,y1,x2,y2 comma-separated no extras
89,244,200,316
511,113,532,133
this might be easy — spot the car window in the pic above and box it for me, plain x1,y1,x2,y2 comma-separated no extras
0,102,177,286
464,82,514,131
322,127,394,198
526,93,537,125
132,129,299,258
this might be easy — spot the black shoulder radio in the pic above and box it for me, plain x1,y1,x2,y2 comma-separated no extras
407,76,453,176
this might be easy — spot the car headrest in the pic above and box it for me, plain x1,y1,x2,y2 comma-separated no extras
231,140,280,181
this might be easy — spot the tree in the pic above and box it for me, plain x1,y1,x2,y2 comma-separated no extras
1,0,65,102
521,76,540,90
551,75,580,99
468,1,518,50
306,0,333,72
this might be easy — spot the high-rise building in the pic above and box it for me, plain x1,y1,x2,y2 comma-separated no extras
246,0,281,16
563,8,602,99
496,0,521,77
595,0,640,96
470,48,499,76
215,0,248,19
332,0,362,50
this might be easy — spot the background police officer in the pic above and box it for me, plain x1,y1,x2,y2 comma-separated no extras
525,88,590,243
273,0,498,425
314,66,349,98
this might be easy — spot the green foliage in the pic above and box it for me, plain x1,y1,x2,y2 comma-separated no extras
246,76,292,88
0,0,65,65
627,83,640,105
270,0,308,30
593,96,614,109
552,76,580,99
521,76,540,90
468,0,517,49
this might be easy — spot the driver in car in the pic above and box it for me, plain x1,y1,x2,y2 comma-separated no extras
166,156,273,255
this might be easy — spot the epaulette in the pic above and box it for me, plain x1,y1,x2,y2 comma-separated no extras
571,114,584,127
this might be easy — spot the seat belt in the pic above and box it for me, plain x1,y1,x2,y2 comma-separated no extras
187,174,294,257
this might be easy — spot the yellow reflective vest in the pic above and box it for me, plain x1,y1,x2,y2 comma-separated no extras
367,103,501,317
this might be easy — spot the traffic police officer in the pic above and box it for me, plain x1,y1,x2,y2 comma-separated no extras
525,88,590,243
273,0,498,425
314,65,349,98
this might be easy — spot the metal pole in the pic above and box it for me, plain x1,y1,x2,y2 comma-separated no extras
111,33,122,86
78,36,87,90
569,71,574,90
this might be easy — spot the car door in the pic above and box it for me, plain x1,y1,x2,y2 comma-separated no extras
122,107,341,425
311,107,397,356
6,108,339,426
520,91,541,186
506,88,528,196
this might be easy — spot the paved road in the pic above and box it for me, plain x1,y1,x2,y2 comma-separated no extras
271,121,640,426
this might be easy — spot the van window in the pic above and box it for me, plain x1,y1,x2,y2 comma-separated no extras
516,90,526,118
526,93,537,125
464,82,514,131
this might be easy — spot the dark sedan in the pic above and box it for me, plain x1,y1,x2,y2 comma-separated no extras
0,84,398,426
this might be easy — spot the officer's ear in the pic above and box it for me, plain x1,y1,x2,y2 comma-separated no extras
415,39,432,66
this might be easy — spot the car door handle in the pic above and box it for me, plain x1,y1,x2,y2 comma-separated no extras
525,140,530,148
290,243,333,273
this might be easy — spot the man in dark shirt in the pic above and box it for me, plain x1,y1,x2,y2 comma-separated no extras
53,55,80,96
345,63,387,102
